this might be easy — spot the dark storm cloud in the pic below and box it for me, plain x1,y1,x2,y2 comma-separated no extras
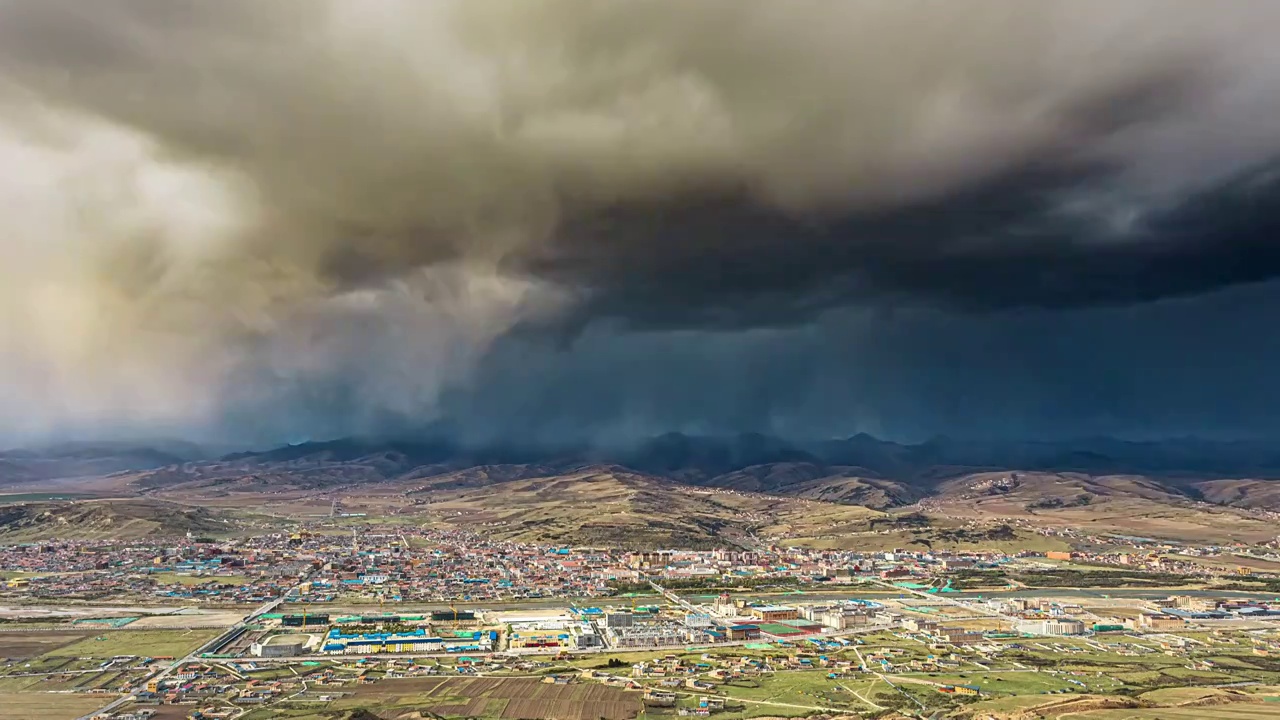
417,279,1280,447
531,163,1280,329
2,0,1280,443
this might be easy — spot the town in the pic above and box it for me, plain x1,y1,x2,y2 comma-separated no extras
2,524,1280,719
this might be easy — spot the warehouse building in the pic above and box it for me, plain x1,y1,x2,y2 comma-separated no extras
507,620,601,650
320,628,497,655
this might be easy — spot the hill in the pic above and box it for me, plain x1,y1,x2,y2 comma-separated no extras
700,462,922,509
0,498,241,540
416,465,882,550
7,432,1280,548
922,471,1280,545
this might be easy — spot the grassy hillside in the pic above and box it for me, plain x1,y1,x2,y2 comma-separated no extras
421,466,880,549
0,499,239,540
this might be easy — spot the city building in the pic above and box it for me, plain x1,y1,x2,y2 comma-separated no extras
1016,619,1085,636
749,605,799,622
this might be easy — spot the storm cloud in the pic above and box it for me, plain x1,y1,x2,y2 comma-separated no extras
1,0,1280,444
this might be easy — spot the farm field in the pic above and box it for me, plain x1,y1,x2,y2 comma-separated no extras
147,572,252,586
128,610,243,629
0,630,88,659
0,691,113,720
699,670,870,711
256,676,645,720
100,708,192,720
43,628,221,659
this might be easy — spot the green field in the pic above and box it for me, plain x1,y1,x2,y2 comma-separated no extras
0,493,97,502
0,571,54,580
149,572,252,586
44,629,221,659
1068,705,1280,719
706,670,867,710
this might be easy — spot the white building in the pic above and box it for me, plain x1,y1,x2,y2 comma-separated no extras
1016,619,1085,636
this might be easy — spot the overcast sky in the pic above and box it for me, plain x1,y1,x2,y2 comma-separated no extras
2,0,1279,447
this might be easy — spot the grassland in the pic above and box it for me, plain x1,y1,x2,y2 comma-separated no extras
423,469,880,549
43,628,221,659
0,499,238,541
0,692,113,720
1068,705,1280,719
0,570,56,580
247,677,643,720
148,572,252,586
0,492,98,502
952,686,1280,719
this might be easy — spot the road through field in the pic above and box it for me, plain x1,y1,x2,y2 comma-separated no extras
72,574,312,720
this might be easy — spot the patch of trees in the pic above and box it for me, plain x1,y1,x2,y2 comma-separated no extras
869,512,931,530
605,575,805,594
948,569,1009,589
1220,578,1280,593
1026,494,1092,511
1013,569,1195,588
936,524,1017,543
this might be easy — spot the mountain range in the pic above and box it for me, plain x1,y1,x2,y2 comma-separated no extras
4,433,1280,547
6,432,1280,506
6,432,1280,485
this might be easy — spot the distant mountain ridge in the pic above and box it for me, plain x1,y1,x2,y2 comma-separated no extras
624,432,1280,481
6,433,1280,545
4,431,1280,490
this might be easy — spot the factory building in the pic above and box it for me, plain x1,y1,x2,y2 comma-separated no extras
320,628,496,655
281,613,329,627
507,620,601,650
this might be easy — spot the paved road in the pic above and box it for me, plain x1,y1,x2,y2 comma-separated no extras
648,580,699,613
76,585,889,717
74,578,307,720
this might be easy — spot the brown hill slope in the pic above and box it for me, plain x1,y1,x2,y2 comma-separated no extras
924,471,1280,544
0,499,238,540
1192,478,1280,509
420,465,881,549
